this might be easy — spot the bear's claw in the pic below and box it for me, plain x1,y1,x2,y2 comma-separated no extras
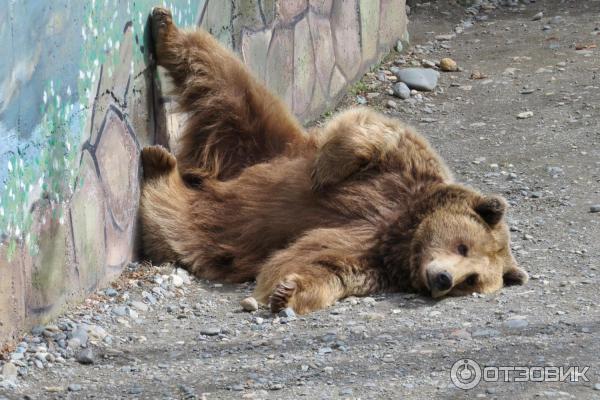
269,280,297,313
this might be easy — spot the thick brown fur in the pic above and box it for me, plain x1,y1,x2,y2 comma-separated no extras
140,7,528,314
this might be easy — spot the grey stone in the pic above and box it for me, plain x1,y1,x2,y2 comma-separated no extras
505,318,529,329
112,306,128,316
278,308,296,319
142,291,157,305
68,383,83,392
472,329,500,338
31,325,44,335
593,383,600,390
356,95,367,105
130,300,149,312
531,12,543,21
70,327,89,347
395,40,404,53
200,327,221,336
530,192,542,198
1,362,18,383
590,205,600,213
394,68,439,91
392,82,411,99
129,386,143,395
76,348,95,365
105,288,118,297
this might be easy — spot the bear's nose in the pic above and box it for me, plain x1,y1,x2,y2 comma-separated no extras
431,271,453,291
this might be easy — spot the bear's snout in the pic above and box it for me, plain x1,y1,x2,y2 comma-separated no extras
428,270,453,292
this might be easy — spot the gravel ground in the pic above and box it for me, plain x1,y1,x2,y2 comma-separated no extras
2,1,600,399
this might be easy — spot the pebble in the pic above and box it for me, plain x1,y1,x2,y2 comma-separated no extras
105,288,118,297
112,306,128,317
130,300,149,312
392,82,411,99
200,327,221,336
1,363,18,383
356,95,367,105
76,348,95,365
517,111,534,119
530,192,542,199
278,308,296,319
531,12,543,21
439,58,458,72
593,383,600,390
68,383,83,392
170,274,184,288
435,34,455,41
505,318,529,329
472,329,500,338
394,68,439,91
129,386,143,395
240,297,259,312
590,205,600,213
386,100,398,109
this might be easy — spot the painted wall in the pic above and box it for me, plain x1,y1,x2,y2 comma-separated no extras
0,0,407,345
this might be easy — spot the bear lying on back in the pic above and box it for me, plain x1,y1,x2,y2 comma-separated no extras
140,7,528,314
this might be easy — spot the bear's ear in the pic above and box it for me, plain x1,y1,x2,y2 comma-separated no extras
503,264,529,286
474,195,507,227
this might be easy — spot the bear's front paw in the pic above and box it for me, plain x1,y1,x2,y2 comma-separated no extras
269,280,297,313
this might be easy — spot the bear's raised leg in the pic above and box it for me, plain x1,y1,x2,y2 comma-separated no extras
253,227,383,314
150,7,307,179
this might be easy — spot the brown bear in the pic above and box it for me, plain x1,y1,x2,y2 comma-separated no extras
140,7,528,314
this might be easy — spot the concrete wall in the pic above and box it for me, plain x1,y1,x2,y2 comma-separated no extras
0,0,407,345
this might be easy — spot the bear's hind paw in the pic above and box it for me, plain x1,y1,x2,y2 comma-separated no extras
269,280,297,313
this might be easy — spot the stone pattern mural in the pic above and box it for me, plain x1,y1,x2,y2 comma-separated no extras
229,0,408,121
0,0,407,345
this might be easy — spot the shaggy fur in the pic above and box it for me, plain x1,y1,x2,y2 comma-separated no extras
140,7,528,314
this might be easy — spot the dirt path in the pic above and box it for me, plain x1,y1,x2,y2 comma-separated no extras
2,1,600,399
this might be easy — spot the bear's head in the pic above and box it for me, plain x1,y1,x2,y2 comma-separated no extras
403,186,528,298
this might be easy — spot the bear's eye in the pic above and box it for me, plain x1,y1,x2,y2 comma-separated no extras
457,244,469,257
465,274,478,286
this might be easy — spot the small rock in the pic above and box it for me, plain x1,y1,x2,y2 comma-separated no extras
435,34,455,41
129,386,143,395
200,327,221,336
76,348,95,365
395,40,404,53
530,192,542,199
105,288,118,297
593,383,600,390
472,329,500,338
356,95,367,105
68,384,83,392
517,111,534,119
386,100,398,109
318,347,333,355
171,274,184,287
394,68,439,91
130,300,148,312
1,363,18,383
112,306,128,317
505,317,529,329
590,205,600,213
240,297,259,312
278,308,296,319
376,71,387,82
439,58,458,72
531,12,543,21
392,82,411,100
